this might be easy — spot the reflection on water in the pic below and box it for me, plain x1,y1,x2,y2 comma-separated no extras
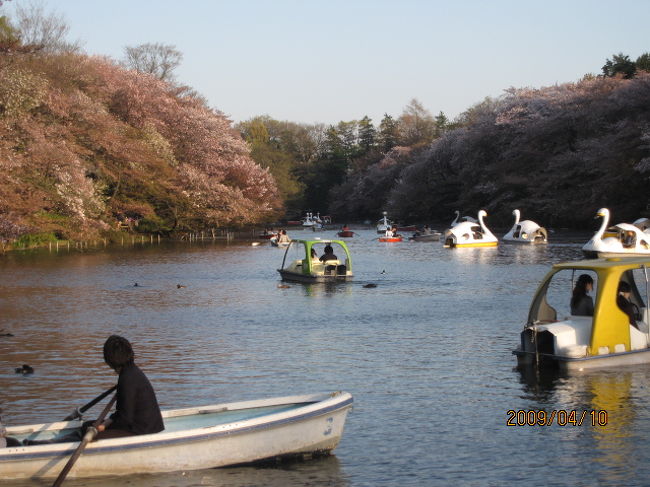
2,230,650,486
7,455,349,487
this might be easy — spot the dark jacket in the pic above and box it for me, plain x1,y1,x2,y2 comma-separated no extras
109,363,164,435
571,295,594,317
617,294,639,329
319,252,338,262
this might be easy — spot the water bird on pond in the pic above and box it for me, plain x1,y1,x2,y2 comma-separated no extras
133,282,139,287
380,270,386,274
177,284,186,289
15,364,34,375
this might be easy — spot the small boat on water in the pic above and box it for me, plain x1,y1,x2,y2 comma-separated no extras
443,210,498,248
379,236,402,243
337,227,354,238
582,208,650,258
302,212,320,228
376,212,392,234
1,391,353,480
278,239,353,283
513,257,650,371
410,232,441,242
258,229,278,240
409,226,441,242
502,209,548,244
396,225,417,232
270,230,291,247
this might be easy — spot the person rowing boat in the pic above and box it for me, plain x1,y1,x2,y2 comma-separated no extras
24,335,164,445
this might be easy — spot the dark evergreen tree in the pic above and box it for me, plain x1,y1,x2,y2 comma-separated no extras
378,113,400,152
602,53,637,79
636,52,650,72
358,115,376,153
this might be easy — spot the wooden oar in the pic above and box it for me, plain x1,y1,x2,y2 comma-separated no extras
52,393,117,487
63,385,117,421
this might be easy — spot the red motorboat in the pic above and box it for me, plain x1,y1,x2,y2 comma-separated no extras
378,236,403,242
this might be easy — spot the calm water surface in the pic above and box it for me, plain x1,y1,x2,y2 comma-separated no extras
2,228,650,487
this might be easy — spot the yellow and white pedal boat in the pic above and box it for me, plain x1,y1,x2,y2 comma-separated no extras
443,210,498,248
514,257,650,371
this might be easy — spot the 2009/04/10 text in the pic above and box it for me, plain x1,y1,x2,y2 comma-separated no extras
506,410,608,426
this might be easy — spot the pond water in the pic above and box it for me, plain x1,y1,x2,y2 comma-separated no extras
2,228,650,487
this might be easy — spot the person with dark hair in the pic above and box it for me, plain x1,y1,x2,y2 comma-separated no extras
617,281,639,330
571,274,594,316
23,335,164,446
95,335,164,439
319,244,338,262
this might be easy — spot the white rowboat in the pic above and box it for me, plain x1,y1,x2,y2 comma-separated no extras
0,391,353,480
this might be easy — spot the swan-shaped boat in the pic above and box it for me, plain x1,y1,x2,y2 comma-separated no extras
450,210,478,228
444,210,498,248
513,257,650,371
582,208,650,258
302,212,323,228
502,209,548,244
376,212,392,234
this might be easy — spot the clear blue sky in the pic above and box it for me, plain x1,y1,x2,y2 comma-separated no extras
3,0,650,125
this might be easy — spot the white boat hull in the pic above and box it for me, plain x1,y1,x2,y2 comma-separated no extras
514,348,650,371
1,392,353,480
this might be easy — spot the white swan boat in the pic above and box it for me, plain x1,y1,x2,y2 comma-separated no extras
443,210,498,248
449,210,477,227
502,209,548,244
376,212,392,234
582,208,650,258
302,213,323,228
0,391,353,480
513,257,650,371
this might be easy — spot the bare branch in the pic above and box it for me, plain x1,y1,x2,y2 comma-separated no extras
122,42,183,82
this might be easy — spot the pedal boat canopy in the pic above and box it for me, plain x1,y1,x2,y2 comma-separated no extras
514,257,650,371
277,239,353,283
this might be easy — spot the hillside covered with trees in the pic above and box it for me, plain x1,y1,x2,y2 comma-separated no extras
0,8,279,248
241,53,650,228
1,0,649,251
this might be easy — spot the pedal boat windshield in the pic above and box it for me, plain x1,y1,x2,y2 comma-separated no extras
277,239,353,283
514,257,650,371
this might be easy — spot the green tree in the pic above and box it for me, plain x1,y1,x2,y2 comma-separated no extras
358,115,376,153
240,118,303,203
378,113,400,152
602,53,637,79
434,111,449,136
0,15,20,50
636,52,650,72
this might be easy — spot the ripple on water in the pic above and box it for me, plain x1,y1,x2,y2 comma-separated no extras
2,232,650,486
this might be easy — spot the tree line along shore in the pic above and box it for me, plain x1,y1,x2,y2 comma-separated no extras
1,7,649,251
